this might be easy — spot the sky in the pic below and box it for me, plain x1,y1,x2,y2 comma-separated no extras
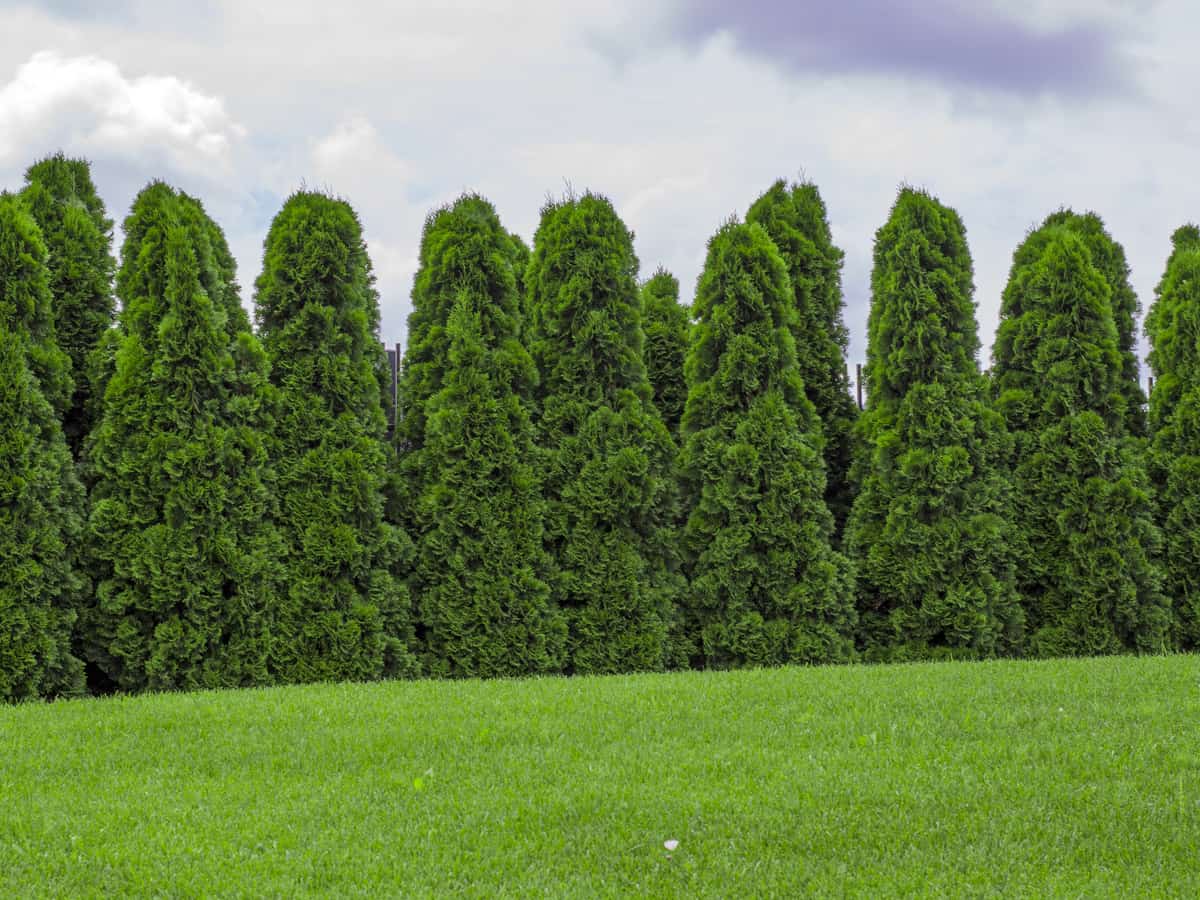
0,0,1195,377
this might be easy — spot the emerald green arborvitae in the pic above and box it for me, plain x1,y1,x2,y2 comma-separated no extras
509,230,532,307
526,193,682,674
640,268,690,438
993,224,1170,656
85,184,281,692
746,180,858,537
1012,210,1146,435
1145,224,1200,649
399,195,565,677
20,154,116,457
845,189,1022,660
256,192,415,683
0,195,86,700
678,219,855,668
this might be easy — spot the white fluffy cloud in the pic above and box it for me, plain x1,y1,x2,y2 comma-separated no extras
0,50,244,174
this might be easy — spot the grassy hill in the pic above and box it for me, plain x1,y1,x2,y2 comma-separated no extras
2,655,1197,897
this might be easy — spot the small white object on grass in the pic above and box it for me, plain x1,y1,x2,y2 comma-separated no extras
664,840,679,852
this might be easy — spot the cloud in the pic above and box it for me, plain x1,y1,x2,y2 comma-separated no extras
665,0,1131,96
0,51,244,174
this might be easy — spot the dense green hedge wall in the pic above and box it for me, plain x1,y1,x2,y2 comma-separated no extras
2,157,1197,700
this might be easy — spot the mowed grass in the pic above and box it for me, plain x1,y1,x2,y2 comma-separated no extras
2,655,1198,898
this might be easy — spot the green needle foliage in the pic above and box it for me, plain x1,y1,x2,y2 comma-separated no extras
526,192,681,674
0,195,86,700
256,191,414,683
85,184,281,692
640,267,690,438
746,179,858,536
994,224,1169,656
679,219,855,668
20,154,116,456
846,188,1022,660
400,194,564,677
1145,224,1200,649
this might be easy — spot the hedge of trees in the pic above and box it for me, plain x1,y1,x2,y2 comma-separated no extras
2,154,1198,701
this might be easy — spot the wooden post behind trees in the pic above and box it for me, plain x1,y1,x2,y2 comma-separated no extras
856,363,863,410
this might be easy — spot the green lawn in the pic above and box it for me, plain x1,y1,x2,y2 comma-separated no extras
2,655,1198,898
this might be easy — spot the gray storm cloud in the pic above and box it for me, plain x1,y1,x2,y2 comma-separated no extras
669,0,1129,96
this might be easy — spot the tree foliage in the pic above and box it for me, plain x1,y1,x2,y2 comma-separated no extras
255,191,414,683
678,219,856,668
746,179,858,536
0,195,86,700
526,193,681,673
20,154,116,456
847,189,1022,659
400,195,564,676
1145,224,1200,649
640,267,690,438
84,184,281,691
993,225,1169,655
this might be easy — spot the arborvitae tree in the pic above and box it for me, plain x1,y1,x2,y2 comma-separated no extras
416,300,566,676
177,192,252,336
256,191,414,683
20,154,116,456
1009,210,1146,435
678,220,855,667
1145,224,1200,649
82,186,279,691
640,267,690,437
526,192,681,673
0,195,85,700
845,189,1022,660
746,179,858,536
398,194,564,676
994,225,1169,656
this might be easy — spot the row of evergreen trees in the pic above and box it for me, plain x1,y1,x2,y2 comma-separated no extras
2,154,1196,701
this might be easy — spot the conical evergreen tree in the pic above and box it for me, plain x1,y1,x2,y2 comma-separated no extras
747,179,858,536
640,267,690,438
1145,224,1200,649
20,154,116,456
398,194,564,676
0,194,85,700
85,185,281,691
255,191,414,683
994,224,1169,656
1010,210,1146,435
845,189,1022,660
416,300,566,676
678,219,855,668
526,192,681,673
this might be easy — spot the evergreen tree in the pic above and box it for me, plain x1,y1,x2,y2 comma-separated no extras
256,191,414,683
845,189,1022,660
20,154,116,456
84,184,281,691
0,195,85,700
526,192,681,673
678,219,855,668
177,192,252,336
1010,210,1146,435
994,224,1169,656
747,179,858,536
1145,224,1200,649
640,268,690,438
416,301,566,676
399,194,564,676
